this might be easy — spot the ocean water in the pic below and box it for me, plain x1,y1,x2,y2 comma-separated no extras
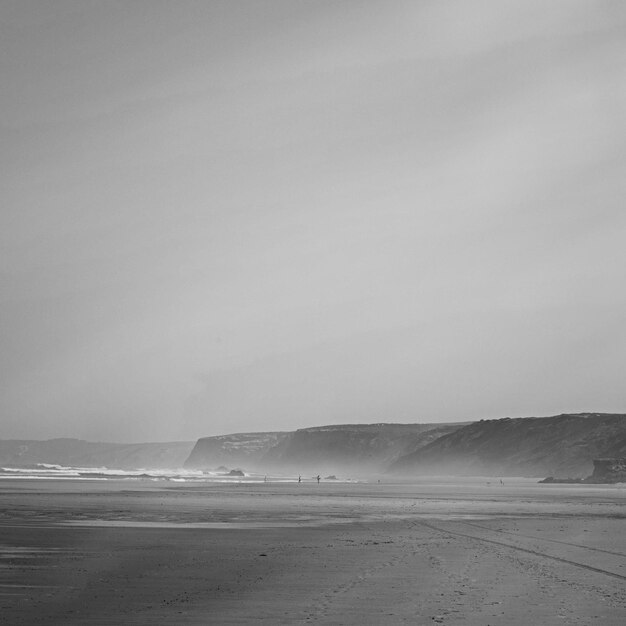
0,464,354,483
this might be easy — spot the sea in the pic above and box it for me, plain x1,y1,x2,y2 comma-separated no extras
0,464,354,483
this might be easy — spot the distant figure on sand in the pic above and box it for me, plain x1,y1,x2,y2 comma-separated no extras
316,475,320,484
298,475,301,483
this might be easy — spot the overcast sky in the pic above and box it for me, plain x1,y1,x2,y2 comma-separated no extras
2,1,625,442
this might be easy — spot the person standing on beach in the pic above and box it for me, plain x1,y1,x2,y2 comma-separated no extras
298,475,301,483
316,475,320,484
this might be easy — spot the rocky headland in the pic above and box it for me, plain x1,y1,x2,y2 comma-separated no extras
6,413,625,479
184,422,466,474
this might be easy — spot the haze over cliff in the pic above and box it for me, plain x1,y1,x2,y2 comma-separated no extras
183,432,289,471
389,413,626,478
4,413,624,479
185,423,465,475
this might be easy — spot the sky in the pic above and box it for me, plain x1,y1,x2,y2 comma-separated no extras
1,0,625,442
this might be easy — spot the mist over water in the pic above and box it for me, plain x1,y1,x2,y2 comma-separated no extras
0,463,359,484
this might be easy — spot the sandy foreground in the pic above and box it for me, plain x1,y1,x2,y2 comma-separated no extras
0,478,625,625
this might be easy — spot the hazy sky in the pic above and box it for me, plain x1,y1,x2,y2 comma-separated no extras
2,1,625,442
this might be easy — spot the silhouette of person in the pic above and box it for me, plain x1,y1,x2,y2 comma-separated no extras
298,475,301,483
316,475,321,484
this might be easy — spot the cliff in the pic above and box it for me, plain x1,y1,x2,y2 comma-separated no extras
389,413,626,478
183,432,289,469
0,438,195,470
261,423,465,474
184,423,466,474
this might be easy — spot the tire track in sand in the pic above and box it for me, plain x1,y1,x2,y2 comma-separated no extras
460,520,626,558
411,519,626,582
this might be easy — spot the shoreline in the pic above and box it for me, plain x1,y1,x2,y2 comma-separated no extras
1,479,625,624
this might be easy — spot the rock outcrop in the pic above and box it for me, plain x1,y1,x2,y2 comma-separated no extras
227,469,245,477
589,458,626,483
540,458,626,483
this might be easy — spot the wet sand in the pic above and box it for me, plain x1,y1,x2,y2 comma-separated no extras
1,479,625,624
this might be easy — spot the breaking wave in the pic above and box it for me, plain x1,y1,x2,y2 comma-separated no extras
0,464,355,483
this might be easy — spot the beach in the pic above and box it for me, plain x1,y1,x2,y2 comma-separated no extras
1,478,625,624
